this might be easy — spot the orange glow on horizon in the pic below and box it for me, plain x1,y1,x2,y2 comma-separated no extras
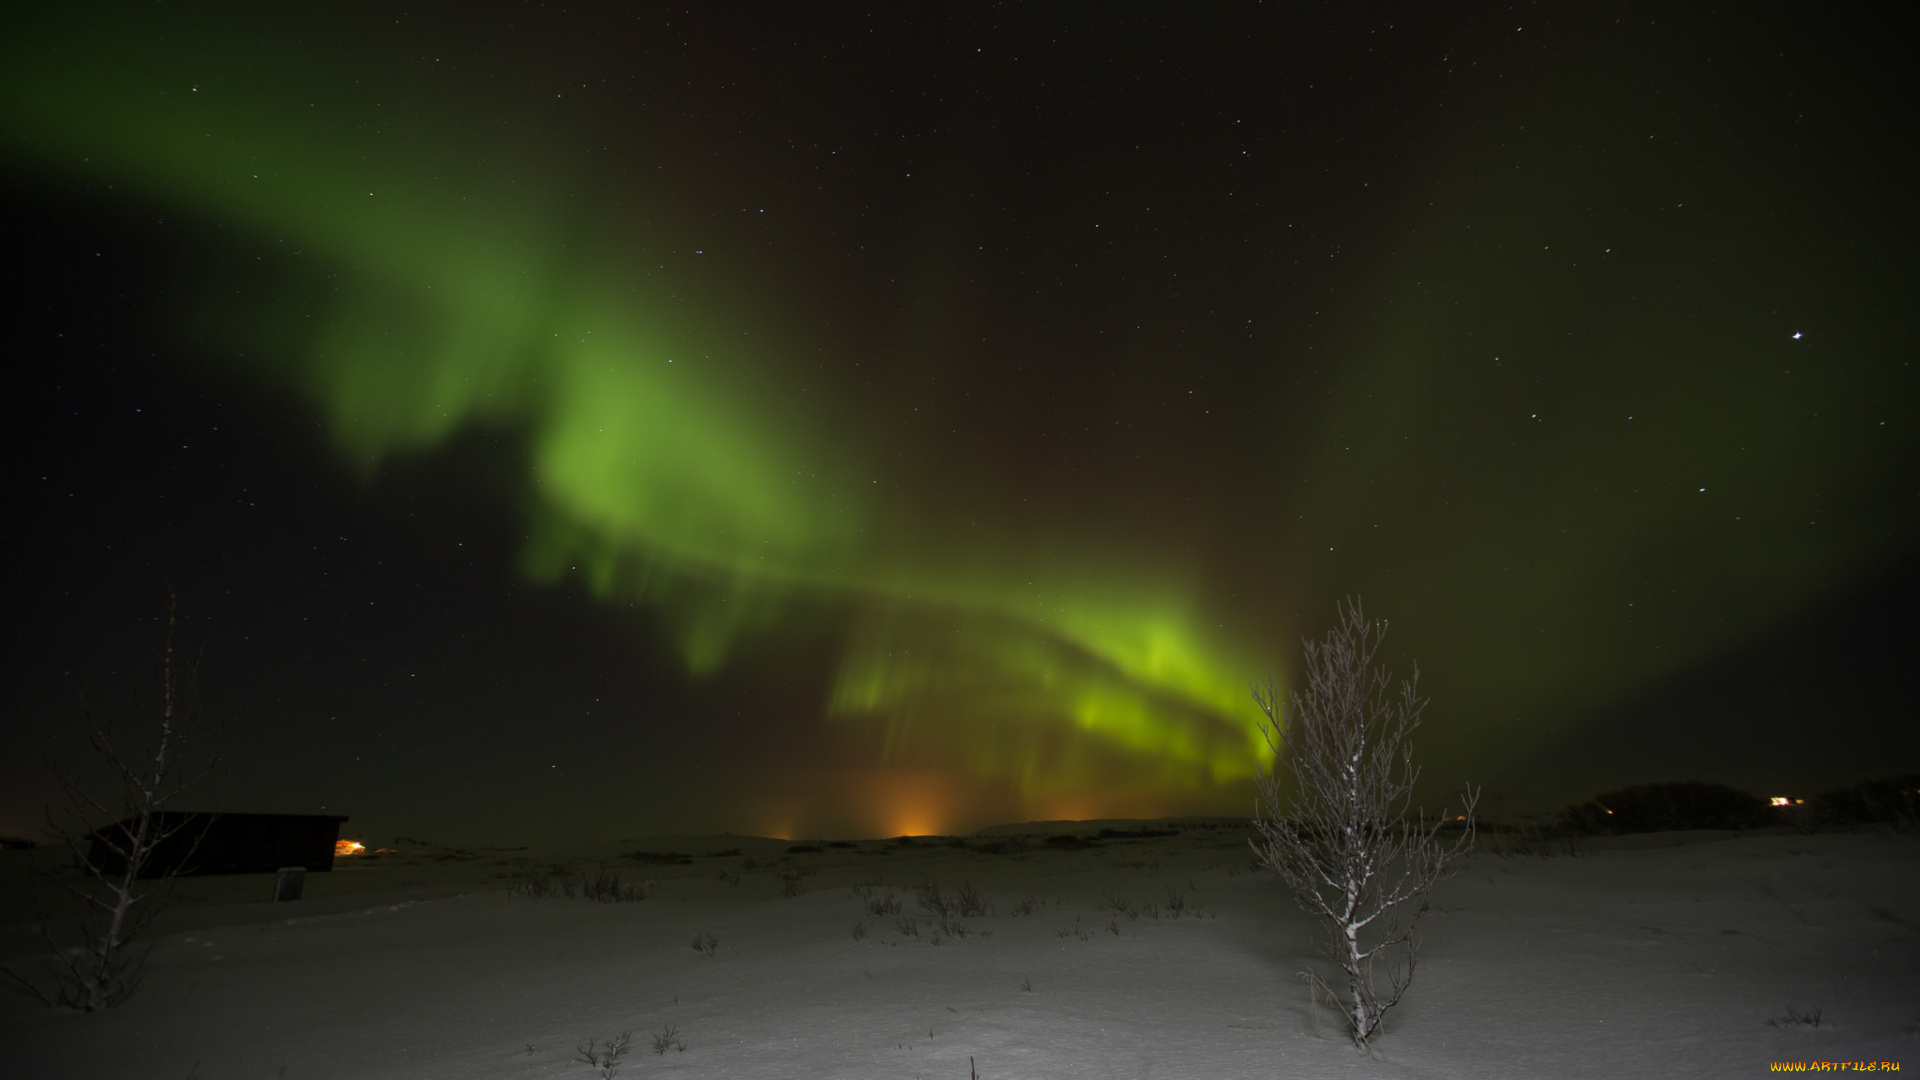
871,770,954,838
889,812,941,838
760,806,798,842
1041,799,1094,823
334,839,366,856
760,769,1221,842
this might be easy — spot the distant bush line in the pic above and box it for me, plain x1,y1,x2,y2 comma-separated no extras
1539,775,1919,838
506,868,651,902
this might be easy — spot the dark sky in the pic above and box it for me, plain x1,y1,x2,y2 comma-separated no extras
4,3,1915,845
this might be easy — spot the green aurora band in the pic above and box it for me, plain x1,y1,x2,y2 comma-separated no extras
0,13,1269,800
9,9,1916,818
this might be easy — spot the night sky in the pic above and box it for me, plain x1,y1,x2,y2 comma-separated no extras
4,3,1915,846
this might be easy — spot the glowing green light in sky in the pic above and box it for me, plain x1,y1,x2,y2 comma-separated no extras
22,9,1911,820
0,13,1269,799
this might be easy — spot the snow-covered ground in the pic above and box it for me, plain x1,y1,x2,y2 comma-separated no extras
3,823,1915,1078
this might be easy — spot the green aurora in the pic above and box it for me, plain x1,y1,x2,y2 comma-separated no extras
5,7,1914,826
0,9,1269,808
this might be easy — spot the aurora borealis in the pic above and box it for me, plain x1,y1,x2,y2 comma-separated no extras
4,4,1915,842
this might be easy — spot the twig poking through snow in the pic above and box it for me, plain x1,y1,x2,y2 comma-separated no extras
651,1024,686,1054
1767,1006,1822,1029
575,1031,631,1078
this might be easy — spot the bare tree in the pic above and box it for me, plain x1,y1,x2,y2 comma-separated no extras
1250,599,1477,1050
2,587,220,1011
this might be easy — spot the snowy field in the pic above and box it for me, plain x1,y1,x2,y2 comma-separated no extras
3,823,1915,1078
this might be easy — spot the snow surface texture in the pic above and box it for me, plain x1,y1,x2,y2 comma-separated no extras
3,825,1915,1078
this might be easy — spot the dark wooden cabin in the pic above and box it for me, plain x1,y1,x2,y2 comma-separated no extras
88,813,350,877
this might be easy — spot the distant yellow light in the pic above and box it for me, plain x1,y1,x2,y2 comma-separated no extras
335,839,366,856
1770,797,1790,807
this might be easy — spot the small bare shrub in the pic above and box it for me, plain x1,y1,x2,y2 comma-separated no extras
510,869,648,902
691,931,718,957
581,870,650,903
778,869,805,898
576,1031,631,1078
954,879,992,917
916,881,953,918
510,870,547,898
651,1024,686,1054
865,892,901,917
1007,895,1039,917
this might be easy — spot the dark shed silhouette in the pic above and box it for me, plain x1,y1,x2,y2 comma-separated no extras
89,813,350,877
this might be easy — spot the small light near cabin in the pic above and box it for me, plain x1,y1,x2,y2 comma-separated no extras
335,839,366,856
